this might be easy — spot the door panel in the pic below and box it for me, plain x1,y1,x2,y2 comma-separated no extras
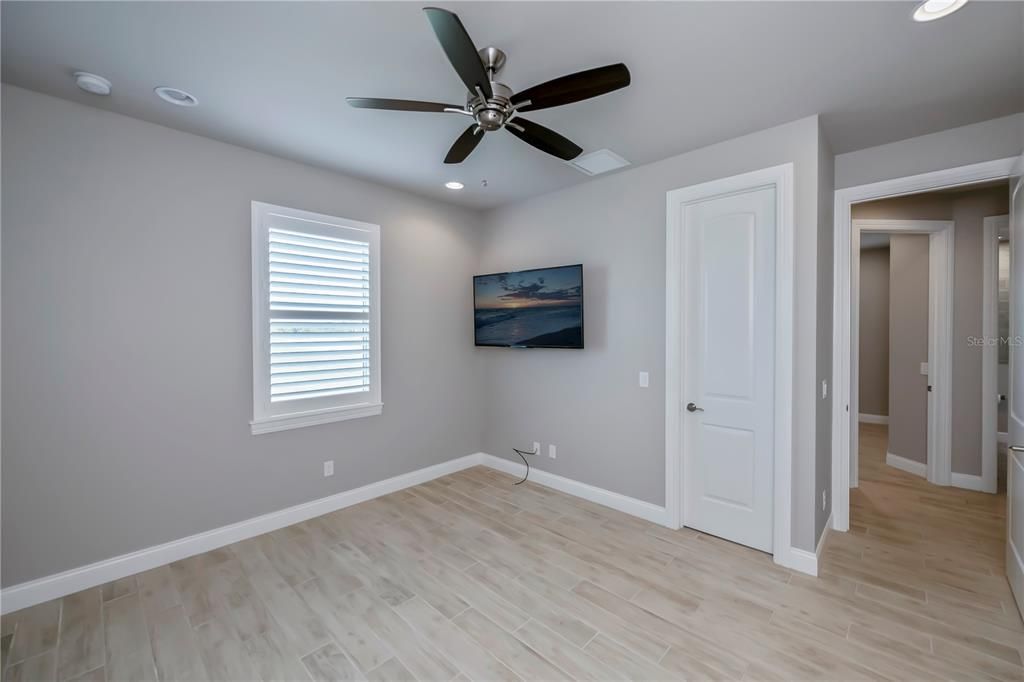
700,425,756,508
702,215,755,399
683,186,775,552
1008,172,1024,618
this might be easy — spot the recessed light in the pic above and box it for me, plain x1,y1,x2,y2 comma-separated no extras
445,181,464,190
913,0,968,22
154,86,199,107
74,72,112,96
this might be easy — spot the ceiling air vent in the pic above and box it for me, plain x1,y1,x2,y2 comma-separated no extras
566,149,631,176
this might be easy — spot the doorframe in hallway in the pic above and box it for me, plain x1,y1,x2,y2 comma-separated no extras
832,157,1019,532
852,218,954,490
665,163,796,569
982,214,1010,494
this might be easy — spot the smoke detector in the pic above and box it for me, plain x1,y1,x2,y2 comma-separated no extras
74,72,112,96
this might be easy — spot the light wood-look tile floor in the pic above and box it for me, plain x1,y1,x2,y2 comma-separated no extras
2,431,1022,681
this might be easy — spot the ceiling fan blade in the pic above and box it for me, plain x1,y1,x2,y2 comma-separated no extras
506,118,583,161
423,7,493,100
445,125,484,164
347,97,461,113
511,63,630,112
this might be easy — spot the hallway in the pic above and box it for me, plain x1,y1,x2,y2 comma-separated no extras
819,422,1023,678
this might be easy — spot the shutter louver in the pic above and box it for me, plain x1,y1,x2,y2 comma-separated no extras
268,227,371,402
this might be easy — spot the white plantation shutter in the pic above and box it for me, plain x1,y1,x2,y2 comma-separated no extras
269,228,371,402
270,319,370,401
252,203,381,434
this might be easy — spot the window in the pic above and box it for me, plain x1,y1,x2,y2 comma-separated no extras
251,202,381,434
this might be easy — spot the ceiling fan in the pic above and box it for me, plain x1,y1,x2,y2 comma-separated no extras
347,7,631,164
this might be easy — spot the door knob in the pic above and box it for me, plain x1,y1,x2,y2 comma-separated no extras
1011,445,1024,453
686,402,704,413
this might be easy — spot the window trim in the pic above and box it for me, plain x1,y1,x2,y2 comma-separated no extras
250,201,381,435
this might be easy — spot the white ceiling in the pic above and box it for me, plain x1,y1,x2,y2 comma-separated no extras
3,1,1022,209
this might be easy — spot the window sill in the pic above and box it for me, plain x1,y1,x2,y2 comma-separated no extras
251,402,383,435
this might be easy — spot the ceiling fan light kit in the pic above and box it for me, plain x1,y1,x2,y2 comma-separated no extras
347,7,631,165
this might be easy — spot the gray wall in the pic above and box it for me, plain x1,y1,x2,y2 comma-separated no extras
835,113,1023,190
814,121,834,544
852,186,1010,475
478,115,827,551
1,85,485,586
858,247,890,417
888,236,930,465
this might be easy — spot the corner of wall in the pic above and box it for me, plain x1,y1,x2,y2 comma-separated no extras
814,122,836,549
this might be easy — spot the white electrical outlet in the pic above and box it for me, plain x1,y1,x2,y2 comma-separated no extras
919,362,929,376
323,460,334,477
639,371,649,388
549,444,557,459
532,441,540,455
821,489,827,511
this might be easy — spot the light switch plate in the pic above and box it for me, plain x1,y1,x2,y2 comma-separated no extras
920,362,929,376
639,371,649,388
323,460,334,477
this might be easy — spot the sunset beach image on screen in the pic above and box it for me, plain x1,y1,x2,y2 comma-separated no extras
473,265,583,348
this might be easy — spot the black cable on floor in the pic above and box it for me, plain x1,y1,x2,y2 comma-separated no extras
512,446,537,485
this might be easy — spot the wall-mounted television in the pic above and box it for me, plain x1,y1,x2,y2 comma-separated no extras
474,264,584,349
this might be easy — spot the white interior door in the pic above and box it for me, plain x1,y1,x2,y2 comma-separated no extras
682,186,775,552
1007,174,1024,617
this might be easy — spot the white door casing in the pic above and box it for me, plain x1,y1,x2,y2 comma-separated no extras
1007,174,1024,618
666,163,794,567
681,187,775,552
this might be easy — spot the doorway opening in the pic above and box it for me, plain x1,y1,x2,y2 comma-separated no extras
852,217,953,490
833,159,1017,533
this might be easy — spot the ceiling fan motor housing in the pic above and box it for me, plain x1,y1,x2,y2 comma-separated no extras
469,81,512,131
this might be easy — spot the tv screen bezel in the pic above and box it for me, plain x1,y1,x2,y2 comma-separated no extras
473,263,584,349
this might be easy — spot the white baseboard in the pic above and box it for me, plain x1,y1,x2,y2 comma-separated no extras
478,453,673,527
773,511,830,578
951,472,988,492
775,546,819,576
858,413,889,425
3,449,819,613
886,451,927,478
0,453,484,615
